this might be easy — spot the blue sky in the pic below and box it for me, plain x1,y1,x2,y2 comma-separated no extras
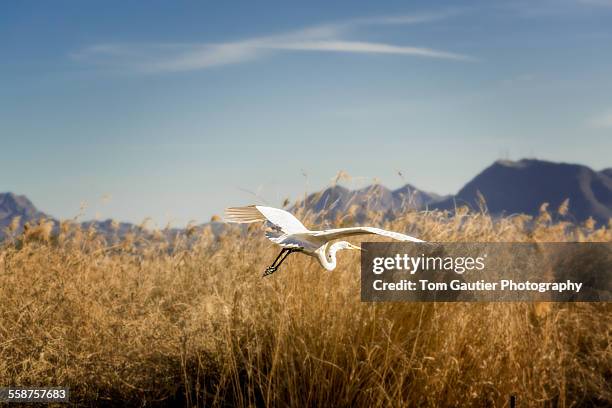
1,0,612,226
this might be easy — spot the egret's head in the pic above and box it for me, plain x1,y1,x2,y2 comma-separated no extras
332,241,361,252
345,242,361,251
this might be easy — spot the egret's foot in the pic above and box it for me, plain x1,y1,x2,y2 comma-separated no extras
263,266,278,277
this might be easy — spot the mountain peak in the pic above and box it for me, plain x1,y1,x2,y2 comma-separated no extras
433,159,612,223
0,192,42,219
0,192,48,238
295,182,442,223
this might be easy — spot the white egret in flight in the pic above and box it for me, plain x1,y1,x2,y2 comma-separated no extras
224,205,424,276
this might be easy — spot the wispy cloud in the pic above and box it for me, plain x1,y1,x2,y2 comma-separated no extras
72,11,474,73
587,109,612,129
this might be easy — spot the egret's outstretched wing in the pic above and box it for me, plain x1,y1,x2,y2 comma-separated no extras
312,226,424,242
224,205,309,235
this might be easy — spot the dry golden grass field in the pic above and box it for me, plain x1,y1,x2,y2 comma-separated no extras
0,201,611,407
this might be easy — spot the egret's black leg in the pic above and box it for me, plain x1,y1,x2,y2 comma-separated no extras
271,249,288,266
263,249,287,277
275,249,293,268
263,248,293,277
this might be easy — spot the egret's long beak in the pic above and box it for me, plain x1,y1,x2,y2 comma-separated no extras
347,243,363,251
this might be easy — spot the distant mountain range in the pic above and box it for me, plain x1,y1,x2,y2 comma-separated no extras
295,183,446,223
1,159,611,240
433,159,612,223
297,159,612,225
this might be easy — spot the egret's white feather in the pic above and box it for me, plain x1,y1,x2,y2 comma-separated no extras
225,205,308,235
312,226,424,242
224,206,265,223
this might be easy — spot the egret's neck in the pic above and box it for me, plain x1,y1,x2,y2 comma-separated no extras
316,243,337,271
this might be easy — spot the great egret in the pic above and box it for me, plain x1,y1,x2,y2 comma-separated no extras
224,205,424,276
